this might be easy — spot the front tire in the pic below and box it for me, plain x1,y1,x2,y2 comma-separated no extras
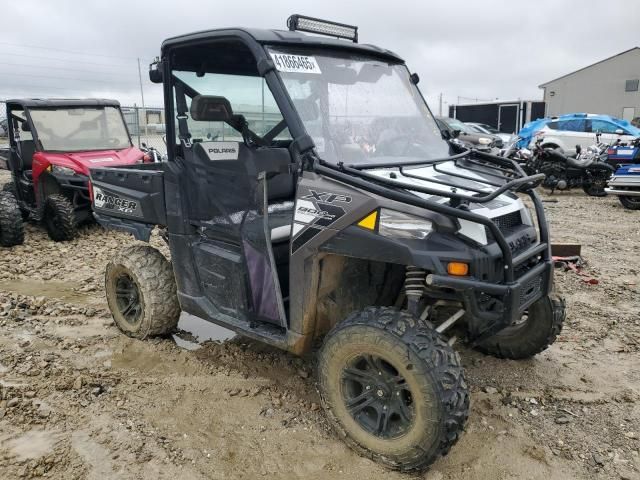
619,195,640,210
43,194,76,241
476,294,565,359
105,245,180,338
0,191,25,247
318,307,469,472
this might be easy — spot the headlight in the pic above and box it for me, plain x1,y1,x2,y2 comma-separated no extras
51,165,76,176
478,137,492,145
378,209,433,240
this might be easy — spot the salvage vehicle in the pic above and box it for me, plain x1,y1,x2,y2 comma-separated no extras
522,113,640,155
90,15,565,472
606,163,640,209
436,116,500,150
1,99,148,243
524,137,614,196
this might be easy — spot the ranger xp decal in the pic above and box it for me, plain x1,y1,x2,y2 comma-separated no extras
93,187,138,215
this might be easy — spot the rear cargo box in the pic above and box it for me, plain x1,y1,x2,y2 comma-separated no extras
90,164,166,226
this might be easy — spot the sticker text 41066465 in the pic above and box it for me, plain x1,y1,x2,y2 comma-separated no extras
270,53,322,74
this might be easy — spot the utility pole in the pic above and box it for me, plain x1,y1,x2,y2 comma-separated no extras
137,58,146,141
438,93,443,116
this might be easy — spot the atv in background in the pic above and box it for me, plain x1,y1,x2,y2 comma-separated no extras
91,15,565,472
0,99,148,244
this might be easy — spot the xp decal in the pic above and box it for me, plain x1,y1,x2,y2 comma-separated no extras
291,191,350,252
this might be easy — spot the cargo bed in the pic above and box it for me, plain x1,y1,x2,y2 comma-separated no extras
90,163,167,240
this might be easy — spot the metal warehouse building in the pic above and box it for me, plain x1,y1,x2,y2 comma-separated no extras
539,47,640,121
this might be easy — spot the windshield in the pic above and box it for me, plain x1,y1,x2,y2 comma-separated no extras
268,47,450,166
28,107,131,151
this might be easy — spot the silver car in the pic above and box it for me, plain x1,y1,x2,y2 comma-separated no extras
466,122,515,145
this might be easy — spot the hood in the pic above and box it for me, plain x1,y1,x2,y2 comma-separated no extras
367,163,527,245
35,146,145,176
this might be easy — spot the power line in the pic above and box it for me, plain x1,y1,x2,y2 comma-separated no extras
1,71,139,86
0,51,136,69
0,61,137,77
0,41,138,61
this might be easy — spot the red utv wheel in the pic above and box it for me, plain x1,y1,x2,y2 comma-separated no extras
0,191,25,247
43,194,76,241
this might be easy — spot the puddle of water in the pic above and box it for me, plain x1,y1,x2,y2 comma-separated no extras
0,279,89,304
172,313,235,350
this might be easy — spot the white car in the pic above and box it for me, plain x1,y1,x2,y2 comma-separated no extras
531,114,639,155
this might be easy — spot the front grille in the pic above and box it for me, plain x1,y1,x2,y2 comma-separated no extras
492,211,523,232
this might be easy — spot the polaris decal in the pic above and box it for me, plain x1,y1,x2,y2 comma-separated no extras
270,53,322,74
93,187,138,215
199,141,240,161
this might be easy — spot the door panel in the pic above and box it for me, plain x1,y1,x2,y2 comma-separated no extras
498,105,518,133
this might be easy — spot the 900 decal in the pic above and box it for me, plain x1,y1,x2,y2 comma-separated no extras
93,187,138,215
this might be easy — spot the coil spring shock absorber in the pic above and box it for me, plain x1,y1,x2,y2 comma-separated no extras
405,266,426,316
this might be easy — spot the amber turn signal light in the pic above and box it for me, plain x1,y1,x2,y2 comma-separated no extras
447,262,469,276
357,210,378,230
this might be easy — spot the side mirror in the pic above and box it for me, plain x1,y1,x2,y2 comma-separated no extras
452,129,461,139
576,145,582,154
148,60,163,84
615,128,624,135
141,142,147,148
410,72,420,85
21,122,31,132
190,95,234,122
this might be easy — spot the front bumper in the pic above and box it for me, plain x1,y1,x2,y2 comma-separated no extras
426,257,553,342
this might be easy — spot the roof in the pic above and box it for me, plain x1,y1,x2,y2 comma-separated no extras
539,47,640,88
5,98,121,108
161,27,403,63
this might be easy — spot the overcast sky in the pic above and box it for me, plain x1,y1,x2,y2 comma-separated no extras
1,0,639,112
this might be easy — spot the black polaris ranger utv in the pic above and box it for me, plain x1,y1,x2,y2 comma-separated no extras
90,15,565,471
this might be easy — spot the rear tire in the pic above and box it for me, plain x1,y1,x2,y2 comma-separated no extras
619,195,640,210
105,245,180,338
475,294,565,359
0,191,25,247
43,194,76,241
318,307,469,472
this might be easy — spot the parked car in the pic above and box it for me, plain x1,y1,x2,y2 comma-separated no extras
631,117,640,128
519,113,640,155
435,116,498,150
465,122,512,145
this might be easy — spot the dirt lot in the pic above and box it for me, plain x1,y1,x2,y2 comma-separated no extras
0,169,638,480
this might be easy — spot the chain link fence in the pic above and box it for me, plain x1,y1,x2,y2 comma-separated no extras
0,101,167,153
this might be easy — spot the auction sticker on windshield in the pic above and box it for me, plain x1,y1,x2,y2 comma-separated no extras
270,53,322,74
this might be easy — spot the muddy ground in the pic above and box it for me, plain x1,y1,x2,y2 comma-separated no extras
0,169,638,480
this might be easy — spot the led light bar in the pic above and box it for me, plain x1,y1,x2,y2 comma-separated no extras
287,14,358,43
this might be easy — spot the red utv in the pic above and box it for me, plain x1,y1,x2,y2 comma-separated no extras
1,99,148,244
